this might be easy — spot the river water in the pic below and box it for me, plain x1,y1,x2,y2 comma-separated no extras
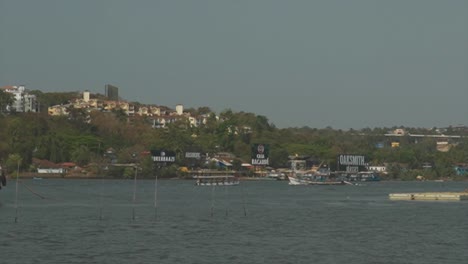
1,179,467,264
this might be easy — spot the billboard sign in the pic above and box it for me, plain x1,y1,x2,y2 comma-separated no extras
184,146,202,160
185,152,201,159
151,149,176,163
337,154,367,172
251,144,269,166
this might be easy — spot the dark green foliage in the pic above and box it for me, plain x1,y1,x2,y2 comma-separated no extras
0,90,14,113
0,93,467,179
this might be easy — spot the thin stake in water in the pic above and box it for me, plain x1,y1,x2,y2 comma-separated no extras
225,184,229,217
241,181,247,217
14,160,20,223
132,165,137,221
211,184,215,217
154,173,158,221
99,177,103,221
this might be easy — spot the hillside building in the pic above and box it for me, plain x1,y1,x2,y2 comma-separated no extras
1,85,38,112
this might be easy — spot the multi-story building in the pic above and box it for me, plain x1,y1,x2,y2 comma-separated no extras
1,85,38,112
105,84,119,101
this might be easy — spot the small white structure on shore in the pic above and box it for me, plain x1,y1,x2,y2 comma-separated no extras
389,192,468,201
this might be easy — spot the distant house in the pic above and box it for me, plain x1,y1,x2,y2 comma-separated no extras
393,129,406,135
33,158,67,174
48,104,70,116
368,166,387,173
37,168,66,174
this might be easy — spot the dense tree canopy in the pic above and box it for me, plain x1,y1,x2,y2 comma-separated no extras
0,92,467,180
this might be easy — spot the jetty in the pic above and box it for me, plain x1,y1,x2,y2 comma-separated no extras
389,192,468,201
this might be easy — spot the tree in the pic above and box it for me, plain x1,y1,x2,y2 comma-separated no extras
5,153,22,175
269,147,290,168
71,145,91,166
0,90,14,113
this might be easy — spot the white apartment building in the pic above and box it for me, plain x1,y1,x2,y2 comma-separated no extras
2,85,38,112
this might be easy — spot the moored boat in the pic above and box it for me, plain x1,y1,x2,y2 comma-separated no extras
287,170,347,185
286,159,348,185
265,172,287,181
334,171,381,182
193,175,240,186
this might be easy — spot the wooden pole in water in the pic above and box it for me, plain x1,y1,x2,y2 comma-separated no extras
210,183,215,217
99,177,103,221
224,182,229,217
132,165,137,221
241,181,247,217
14,160,19,223
153,169,158,221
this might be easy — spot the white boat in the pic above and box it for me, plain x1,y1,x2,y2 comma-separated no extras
334,171,380,182
286,159,347,185
287,171,346,185
193,175,240,186
266,172,287,180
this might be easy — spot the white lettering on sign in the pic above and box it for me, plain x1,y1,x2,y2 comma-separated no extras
251,158,269,165
152,156,176,162
339,155,366,166
185,152,201,158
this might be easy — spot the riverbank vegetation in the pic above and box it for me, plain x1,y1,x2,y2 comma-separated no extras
0,91,467,180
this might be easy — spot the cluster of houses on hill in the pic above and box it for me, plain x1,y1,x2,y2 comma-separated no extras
384,128,467,152
0,84,226,132
49,90,217,128
47,90,212,128
0,85,214,128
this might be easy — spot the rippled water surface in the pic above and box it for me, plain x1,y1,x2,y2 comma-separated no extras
1,179,467,264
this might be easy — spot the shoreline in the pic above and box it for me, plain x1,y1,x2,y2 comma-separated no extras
5,173,468,182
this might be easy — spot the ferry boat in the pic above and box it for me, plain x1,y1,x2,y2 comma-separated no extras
191,169,240,186
193,175,240,186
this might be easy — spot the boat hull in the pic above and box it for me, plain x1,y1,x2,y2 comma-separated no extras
196,181,239,186
288,175,345,186
193,175,240,186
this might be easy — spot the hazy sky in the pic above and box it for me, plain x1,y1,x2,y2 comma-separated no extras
1,0,467,129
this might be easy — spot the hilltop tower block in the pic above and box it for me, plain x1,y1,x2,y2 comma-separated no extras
83,90,90,102
176,104,183,115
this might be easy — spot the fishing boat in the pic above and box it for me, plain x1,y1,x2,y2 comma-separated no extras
287,170,347,185
287,159,349,185
193,175,240,186
334,171,381,182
